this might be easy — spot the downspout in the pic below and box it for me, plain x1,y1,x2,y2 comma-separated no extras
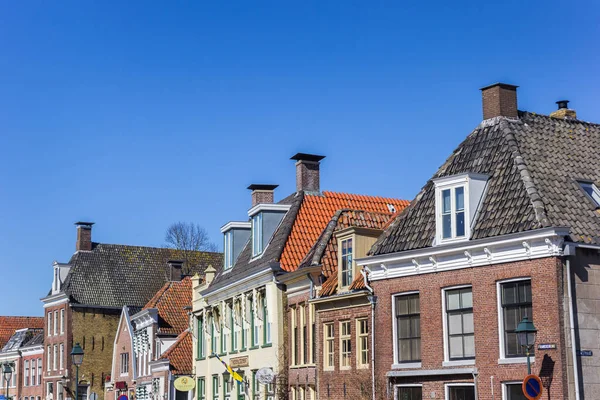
307,273,316,299
362,268,377,400
472,371,478,400
564,246,581,400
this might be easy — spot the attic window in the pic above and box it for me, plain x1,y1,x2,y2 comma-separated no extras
579,181,600,207
223,230,234,270
251,213,263,257
433,173,489,245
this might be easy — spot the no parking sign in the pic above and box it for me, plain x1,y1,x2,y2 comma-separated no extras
522,375,543,400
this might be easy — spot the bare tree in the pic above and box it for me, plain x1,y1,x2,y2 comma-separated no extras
164,222,218,274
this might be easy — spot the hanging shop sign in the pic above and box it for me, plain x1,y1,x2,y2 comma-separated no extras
174,376,196,392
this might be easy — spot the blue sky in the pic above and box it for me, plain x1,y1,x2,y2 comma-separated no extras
1,1,599,316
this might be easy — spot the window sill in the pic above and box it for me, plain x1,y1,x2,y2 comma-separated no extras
340,366,351,371
442,360,475,367
262,343,272,348
249,346,260,350
289,364,316,369
498,357,534,364
229,350,238,355
392,362,421,369
357,364,370,370
323,368,335,372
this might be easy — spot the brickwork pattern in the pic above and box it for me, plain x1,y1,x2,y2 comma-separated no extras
481,84,518,120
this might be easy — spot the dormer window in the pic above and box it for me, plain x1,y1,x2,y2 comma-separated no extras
247,203,291,259
340,238,353,287
252,213,264,257
221,222,251,271
579,181,600,207
434,173,489,245
336,226,381,291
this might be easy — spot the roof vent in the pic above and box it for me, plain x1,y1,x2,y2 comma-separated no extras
556,100,569,110
550,100,577,120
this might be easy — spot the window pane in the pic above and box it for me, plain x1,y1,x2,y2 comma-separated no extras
461,290,473,308
397,387,422,400
399,340,411,360
503,284,517,305
409,295,420,314
506,332,519,355
456,211,465,237
455,187,464,210
448,314,463,335
396,298,408,315
411,317,420,337
463,312,474,334
449,336,463,358
443,214,452,238
399,319,411,338
447,291,461,310
442,189,451,213
449,386,475,400
463,335,475,357
506,384,527,400
411,339,420,361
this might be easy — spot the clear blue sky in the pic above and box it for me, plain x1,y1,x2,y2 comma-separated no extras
1,1,599,316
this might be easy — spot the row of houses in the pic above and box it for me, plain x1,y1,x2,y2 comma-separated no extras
1,82,600,400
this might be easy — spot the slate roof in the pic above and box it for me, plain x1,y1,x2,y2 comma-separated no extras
205,192,408,294
143,277,192,336
1,328,44,352
62,244,222,308
160,330,192,375
371,111,600,255
0,316,44,349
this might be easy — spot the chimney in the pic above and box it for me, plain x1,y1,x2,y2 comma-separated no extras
204,265,216,286
75,222,94,251
480,83,518,120
290,153,326,193
247,184,278,207
167,260,183,281
550,100,577,120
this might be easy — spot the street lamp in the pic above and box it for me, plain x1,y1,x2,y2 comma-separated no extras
3,363,13,400
71,343,84,400
515,316,537,374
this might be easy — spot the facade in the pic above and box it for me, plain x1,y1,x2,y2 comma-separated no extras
41,223,222,400
0,324,45,400
192,154,408,400
356,84,600,399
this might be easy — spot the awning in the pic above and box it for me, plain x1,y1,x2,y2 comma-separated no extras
115,382,128,390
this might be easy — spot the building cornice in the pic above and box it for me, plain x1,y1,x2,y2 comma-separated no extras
247,203,291,217
41,292,69,308
200,267,274,304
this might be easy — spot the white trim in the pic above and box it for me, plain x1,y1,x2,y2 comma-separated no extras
391,291,420,366
360,229,566,282
220,221,251,233
432,172,489,186
441,285,474,363
445,382,475,400
496,277,532,362
41,293,69,308
391,362,421,369
201,267,273,301
247,203,291,217
501,380,523,400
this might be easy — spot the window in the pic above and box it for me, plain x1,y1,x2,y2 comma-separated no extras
340,238,353,287
231,309,238,351
37,358,42,384
324,323,334,370
445,287,474,360
241,312,247,350
57,381,64,400
47,345,51,371
212,375,219,400
120,353,129,374
32,359,36,386
60,343,65,369
357,318,369,367
395,293,421,363
53,345,58,370
310,305,316,364
47,313,52,337
340,321,351,369
579,181,600,207
292,308,298,365
441,186,465,239
251,213,263,257
252,370,258,400
197,378,206,400
396,386,422,400
263,296,271,345
500,279,533,357
222,319,228,354
197,316,205,359
60,309,65,334
47,382,53,396
503,383,527,400
252,297,259,347
25,360,30,386
223,374,231,400
54,311,58,335
236,372,244,400
211,319,217,354
447,385,475,400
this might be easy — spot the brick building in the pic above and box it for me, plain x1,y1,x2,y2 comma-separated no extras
357,83,600,399
41,223,222,400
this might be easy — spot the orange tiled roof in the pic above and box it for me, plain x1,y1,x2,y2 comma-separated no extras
280,191,409,272
0,316,44,348
161,330,192,375
143,277,192,335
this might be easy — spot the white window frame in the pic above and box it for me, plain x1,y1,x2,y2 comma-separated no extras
391,291,421,368
47,313,52,337
54,311,58,335
60,309,65,334
356,318,369,369
120,352,129,375
339,320,351,370
223,230,233,270
435,183,468,243
339,237,354,288
323,322,335,371
251,213,263,257
60,343,64,370
496,277,534,364
24,360,29,386
442,285,476,366
502,381,524,400
290,308,297,366
579,181,600,207
53,344,57,370
394,384,423,400
299,305,305,364
445,383,475,400
47,346,51,371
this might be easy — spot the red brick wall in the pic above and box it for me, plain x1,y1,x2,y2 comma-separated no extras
43,303,71,400
21,351,44,400
108,313,135,400
371,256,567,400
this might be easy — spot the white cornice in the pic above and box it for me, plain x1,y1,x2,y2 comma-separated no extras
248,203,291,217
358,227,568,281
432,172,489,186
41,292,69,307
199,267,273,305
220,221,251,233
131,309,158,329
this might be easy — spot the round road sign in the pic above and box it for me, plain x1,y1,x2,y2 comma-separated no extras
118,395,128,400
522,374,543,400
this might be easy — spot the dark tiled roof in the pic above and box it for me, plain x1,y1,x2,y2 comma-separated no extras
143,277,192,336
1,328,43,352
160,330,192,375
63,244,222,308
0,317,44,349
371,112,600,255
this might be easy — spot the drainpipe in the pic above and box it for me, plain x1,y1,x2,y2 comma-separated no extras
472,371,478,400
564,245,581,400
363,268,377,400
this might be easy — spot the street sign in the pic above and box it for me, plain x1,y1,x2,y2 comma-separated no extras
522,374,543,400
537,343,556,350
577,350,593,356
117,395,128,400
0,395,6,400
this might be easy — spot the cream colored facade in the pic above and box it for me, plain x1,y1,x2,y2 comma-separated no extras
192,270,285,400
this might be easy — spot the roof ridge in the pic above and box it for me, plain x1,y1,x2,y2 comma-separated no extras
321,190,410,203
500,118,551,228
94,243,222,255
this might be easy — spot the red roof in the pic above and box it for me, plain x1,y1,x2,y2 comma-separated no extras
161,330,192,375
143,277,192,335
0,316,44,348
280,191,409,272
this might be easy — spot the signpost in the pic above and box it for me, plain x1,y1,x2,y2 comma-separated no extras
522,375,543,400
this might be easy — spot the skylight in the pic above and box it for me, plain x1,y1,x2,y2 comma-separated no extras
579,181,600,207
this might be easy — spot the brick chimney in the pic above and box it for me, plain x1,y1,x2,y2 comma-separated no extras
75,222,94,251
291,153,326,192
167,260,183,281
247,184,278,207
550,100,577,120
480,83,518,120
